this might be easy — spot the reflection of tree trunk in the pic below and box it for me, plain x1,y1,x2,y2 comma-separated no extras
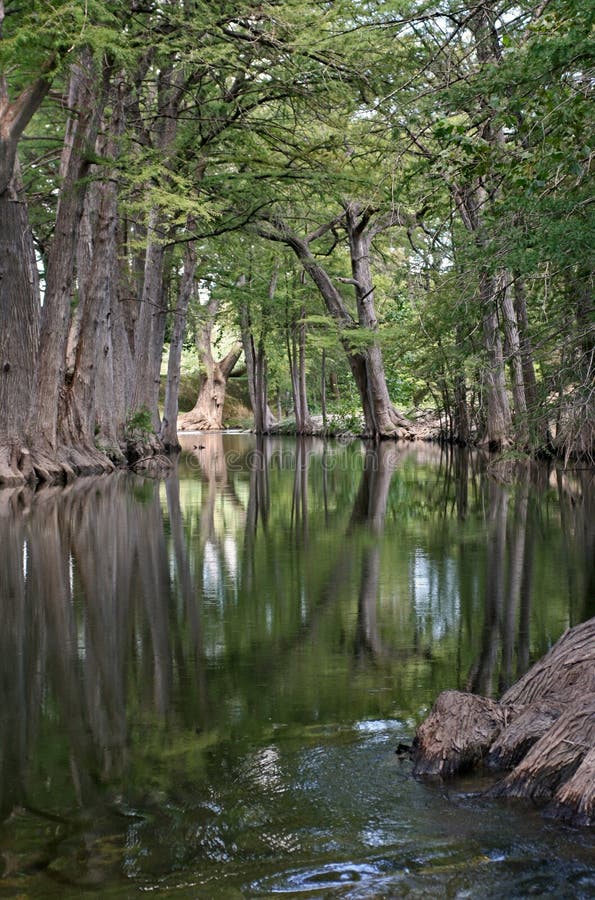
556,468,595,623
0,506,30,814
354,546,383,660
350,442,397,530
351,443,398,660
68,478,131,779
29,496,100,806
243,436,271,588
136,491,172,717
467,480,508,696
518,499,535,677
166,476,207,722
291,438,310,543
500,475,529,693
454,448,469,520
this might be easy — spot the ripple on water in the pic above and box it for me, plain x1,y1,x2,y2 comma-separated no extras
250,860,385,895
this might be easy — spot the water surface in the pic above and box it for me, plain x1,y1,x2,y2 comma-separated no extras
0,436,593,897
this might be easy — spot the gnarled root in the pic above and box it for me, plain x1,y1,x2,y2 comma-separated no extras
412,618,595,826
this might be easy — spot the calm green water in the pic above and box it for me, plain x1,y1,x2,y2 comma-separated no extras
0,435,593,898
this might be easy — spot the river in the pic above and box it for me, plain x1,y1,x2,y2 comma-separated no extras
0,434,593,897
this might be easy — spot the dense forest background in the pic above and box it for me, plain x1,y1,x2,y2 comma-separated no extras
0,0,593,485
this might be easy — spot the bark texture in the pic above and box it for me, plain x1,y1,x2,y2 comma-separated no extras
412,617,595,826
412,691,512,778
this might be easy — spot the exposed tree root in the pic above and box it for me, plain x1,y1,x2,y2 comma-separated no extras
412,692,513,777
372,406,417,440
126,433,174,476
488,694,595,804
178,410,222,431
0,445,28,486
486,700,562,770
412,618,595,826
548,747,595,826
1,432,180,487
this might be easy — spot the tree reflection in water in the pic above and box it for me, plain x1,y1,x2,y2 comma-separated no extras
0,439,592,886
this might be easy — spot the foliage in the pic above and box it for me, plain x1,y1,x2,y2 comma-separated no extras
125,405,153,438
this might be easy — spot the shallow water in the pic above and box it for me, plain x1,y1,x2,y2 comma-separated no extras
0,436,593,897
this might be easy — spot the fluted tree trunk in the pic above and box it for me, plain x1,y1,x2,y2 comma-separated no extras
27,50,107,480
57,71,130,474
0,19,50,483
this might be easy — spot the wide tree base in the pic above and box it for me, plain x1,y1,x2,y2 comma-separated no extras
178,410,223,431
412,618,595,827
0,434,176,487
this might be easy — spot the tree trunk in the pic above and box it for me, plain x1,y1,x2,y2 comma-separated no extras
0,30,54,483
286,302,313,433
132,210,167,430
479,269,513,449
453,326,470,444
178,290,243,432
513,276,545,445
241,296,276,434
346,204,413,438
555,268,595,462
500,275,529,447
160,235,198,449
58,175,117,474
0,191,39,484
27,52,106,479
297,308,311,432
178,343,242,431
57,74,130,475
321,348,327,427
